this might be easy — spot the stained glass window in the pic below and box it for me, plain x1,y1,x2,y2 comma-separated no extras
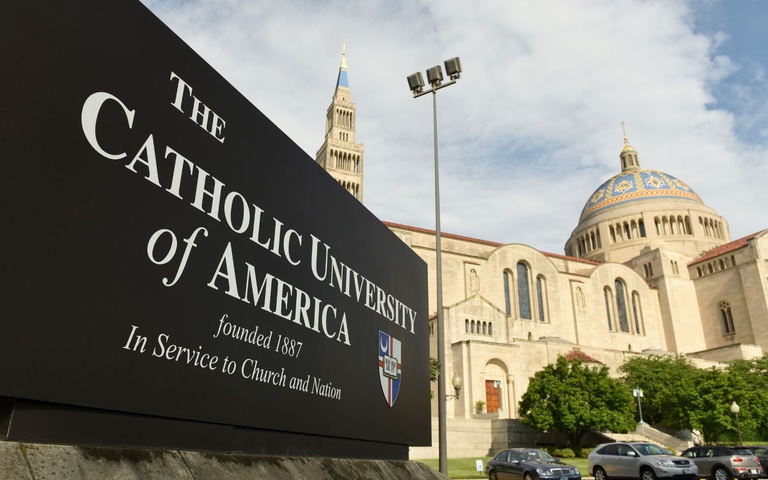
536,276,546,322
616,280,629,332
503,271,512,315
604,288,613,330
517,263,531,320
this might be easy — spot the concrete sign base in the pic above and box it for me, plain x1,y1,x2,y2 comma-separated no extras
0,441,446,480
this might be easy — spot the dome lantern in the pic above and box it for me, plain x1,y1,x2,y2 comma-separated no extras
620,121,640,172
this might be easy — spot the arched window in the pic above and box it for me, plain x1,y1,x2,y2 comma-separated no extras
503,271,512,316
517,262,531,320
471,320,475,334
615,280,629,332
488,322,493,336
720,302,735,334
465,319,469,333
536,275,547,322
632,291,643,334
482,322,487,335
604,287,614,331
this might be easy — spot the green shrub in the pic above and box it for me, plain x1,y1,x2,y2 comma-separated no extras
577,448,592,458
553,448,575,458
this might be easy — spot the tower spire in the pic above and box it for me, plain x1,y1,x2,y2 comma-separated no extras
335,40,349,92
316,42,365,202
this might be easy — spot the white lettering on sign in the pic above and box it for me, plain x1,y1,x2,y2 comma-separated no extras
169,71,227,143
81,81,421,350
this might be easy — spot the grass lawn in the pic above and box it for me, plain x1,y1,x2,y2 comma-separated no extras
416,456,590,479
416,457,490,479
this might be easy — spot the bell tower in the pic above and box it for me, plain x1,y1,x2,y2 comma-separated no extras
316,42,365,202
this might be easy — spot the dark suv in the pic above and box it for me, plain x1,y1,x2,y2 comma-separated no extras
681,446,763,480
744,446,768,478
588,442,698,480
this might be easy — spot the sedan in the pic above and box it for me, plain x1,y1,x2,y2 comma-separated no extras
485,448,581,480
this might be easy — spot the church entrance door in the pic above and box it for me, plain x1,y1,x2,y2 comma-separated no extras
485,380,499,413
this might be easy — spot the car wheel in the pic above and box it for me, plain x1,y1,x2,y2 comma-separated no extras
641,467,657,480
594,466,608,480
525,473,533,480
714,467,731,480
489,471,498,480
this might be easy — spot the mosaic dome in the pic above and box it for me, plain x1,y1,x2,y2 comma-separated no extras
579,169,702,222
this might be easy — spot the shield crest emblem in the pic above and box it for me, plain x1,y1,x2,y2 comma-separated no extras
378,330,402,407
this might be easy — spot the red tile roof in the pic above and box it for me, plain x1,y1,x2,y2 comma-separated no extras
690,230,766,266
383,221,600,266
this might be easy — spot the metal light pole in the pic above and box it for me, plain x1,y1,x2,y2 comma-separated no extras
407,57,462,476
731,401,743,446
633,388,645,424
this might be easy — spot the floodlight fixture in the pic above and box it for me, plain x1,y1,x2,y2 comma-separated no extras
407,56,461,98
444,57,462,80
407,72,425,94
426,65,443,87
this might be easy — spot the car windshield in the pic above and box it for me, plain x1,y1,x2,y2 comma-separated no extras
520,450,557,463
634,444,673,456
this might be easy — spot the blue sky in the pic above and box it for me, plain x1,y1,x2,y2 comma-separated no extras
693,1,768,143
141,0,767,254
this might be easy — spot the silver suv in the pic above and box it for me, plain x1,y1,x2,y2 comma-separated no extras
588,442,698,480
681,446,764,480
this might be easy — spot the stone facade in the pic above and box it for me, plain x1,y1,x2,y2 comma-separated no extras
392,220,766,429
383,138,768,435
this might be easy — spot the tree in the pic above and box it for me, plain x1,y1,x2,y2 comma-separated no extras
683,367,735,444
518,355,635,448
725,355,768,440
430,357,440,398
618,355,699,425
617,353,768,443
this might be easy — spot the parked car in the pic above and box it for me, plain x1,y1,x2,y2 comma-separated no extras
485,448,581,480
588,442,698,480
744,446,768,478
681,445,764,480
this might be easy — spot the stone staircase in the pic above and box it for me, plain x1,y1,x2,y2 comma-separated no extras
603,424,692,454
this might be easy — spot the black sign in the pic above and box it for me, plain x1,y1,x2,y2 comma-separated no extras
0,0,430,448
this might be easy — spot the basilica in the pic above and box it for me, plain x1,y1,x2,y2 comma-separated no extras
316,48,768,454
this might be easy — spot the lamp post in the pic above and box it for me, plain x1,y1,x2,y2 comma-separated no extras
407,56,462,476
633,388,644,424
446,373,463,400
731,401,743,446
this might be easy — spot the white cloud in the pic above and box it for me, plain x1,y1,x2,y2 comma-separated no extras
141,0,767,252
